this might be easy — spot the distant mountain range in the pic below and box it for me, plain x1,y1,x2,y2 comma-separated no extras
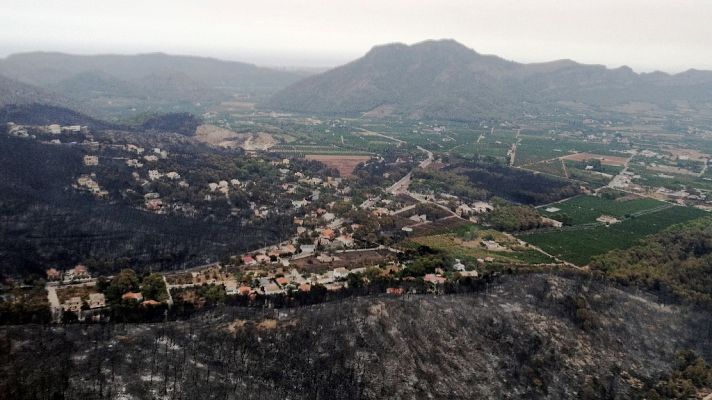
0,52,309,117
3,43,712,122
268,39,712,120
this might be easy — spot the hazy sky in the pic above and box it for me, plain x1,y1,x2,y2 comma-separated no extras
2,0,711,72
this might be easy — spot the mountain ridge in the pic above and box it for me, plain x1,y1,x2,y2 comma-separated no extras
268,39,712,119
0,52,311,117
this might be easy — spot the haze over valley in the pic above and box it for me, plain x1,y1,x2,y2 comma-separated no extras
2,2,712,399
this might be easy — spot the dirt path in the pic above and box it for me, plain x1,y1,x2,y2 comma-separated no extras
561,158,570,178
46,285,61,322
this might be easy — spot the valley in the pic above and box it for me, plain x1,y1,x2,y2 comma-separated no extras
2,37,712,400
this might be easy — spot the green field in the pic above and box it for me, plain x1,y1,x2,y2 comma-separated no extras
523,205,708,265
540,195,667,225
515,135,628,166
407,232,555,266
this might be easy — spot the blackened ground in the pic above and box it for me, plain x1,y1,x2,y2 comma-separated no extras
1,273,710,400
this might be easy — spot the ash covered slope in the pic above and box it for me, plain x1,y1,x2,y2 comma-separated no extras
2,274,710,399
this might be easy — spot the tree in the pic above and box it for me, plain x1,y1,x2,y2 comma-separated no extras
141,273,168,302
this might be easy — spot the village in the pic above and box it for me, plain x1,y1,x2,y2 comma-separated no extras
5,116,712,324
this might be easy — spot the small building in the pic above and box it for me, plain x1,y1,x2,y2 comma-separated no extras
409,214,427,223
456,204,473,217
62,297,83,313
278,244,297,256
62,125,81,133
423,274,447,285
300,245,315,255
122,292,144,302
452,259,466,272
224,281,238,295
386,287,405,296
242,255,256,266
126,159,144,168
145,198,163,211
542,217,563,228
83,155,99,166
126,144,144,154
320,229,336,239
64,265,90,282
324,282,344,291
335,235,355,248
88,293,106,309
596,215,621,225
262,283,283,295
472,201,494,213
317,254,335,263
255,254,270,264
333,267,349,279
459,270,479,278
46,268,61,281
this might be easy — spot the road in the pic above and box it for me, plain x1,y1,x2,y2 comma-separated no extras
508,129,522,167
354,129,434,196
386,145,434,195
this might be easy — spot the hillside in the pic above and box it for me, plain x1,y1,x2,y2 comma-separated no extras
2,273,710,399
0,131,292,277
0,52,309,116
0,104,118,129
268,39,712,120
0,75,73,108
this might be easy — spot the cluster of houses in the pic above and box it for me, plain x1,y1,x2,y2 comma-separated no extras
46,265,92,284
47,124,85,134
61,292,106,313
75,174,109,197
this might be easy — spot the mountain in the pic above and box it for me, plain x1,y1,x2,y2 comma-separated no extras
0,75,73,108
0,52,310,116
268,39,712,119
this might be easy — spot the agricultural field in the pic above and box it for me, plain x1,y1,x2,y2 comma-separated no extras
406,230,555,267
289,249,396,274
561,152,628,166
628,163,712,192
304,154,371,176
522,205,708,265
514,134,628,166
539,195,667,225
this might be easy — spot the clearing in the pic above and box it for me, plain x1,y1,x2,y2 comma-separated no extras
305,154,371,177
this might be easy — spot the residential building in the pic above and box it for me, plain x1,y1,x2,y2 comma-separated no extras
46,268,61,281
88,293,106,309
122,292,144,302
62,297,83,313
